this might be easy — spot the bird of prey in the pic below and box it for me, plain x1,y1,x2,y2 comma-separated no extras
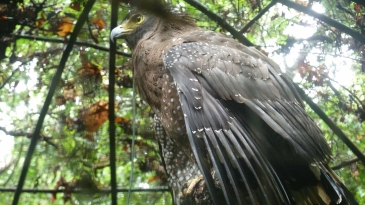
111,1,358,205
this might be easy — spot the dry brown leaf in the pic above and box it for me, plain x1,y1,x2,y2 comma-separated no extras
354,4,362,12
84,131,95,141
92,18,105,30
55,95,66,105
78,62,101,76
297,60,311,78
147,175,161,183
57,17,73,37
77,62,102,85
36,11,46,28
69,2,81,11
82,100,109,132
295,0,308,6
81,100,118,133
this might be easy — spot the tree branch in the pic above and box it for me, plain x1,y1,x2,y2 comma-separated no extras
0,159,15,174
239,1,276,33
183,0,255,46
0,67,20,90
293,84,365,165
276,0,365,45
326,76,365,110
0,127,58,148
2,140,24,186
14,34,131,57
331,155,362,170
0,187,170,193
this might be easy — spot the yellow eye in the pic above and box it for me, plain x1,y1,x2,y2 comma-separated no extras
135,15,144,24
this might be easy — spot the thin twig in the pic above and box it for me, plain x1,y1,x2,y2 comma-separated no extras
332,156,362,170
0,127,58,148
0,159,15,174
0,67,20,90
326,76,364,108
183,0,255,46
276,0,365,44
3,140,24,186
239,1,276,33
86,17,99,43
293,83,365,166
14,34,131,57
0,187,170,193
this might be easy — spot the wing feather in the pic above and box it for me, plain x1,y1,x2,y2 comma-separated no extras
163,42,332,204
180,95,222,205
215,130,258,205
228,119,290,203
204,129,240,205
204,68,233,100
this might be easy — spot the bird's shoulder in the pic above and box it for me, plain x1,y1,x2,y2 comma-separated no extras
163,30,299,103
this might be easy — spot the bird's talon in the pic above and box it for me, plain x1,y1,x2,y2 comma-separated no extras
186,176,204,195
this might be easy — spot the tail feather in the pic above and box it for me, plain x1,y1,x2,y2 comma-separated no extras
340,183,359,205
316,165,358,205
282,164,358,205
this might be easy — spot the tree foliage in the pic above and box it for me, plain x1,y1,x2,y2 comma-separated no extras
0,0,364,204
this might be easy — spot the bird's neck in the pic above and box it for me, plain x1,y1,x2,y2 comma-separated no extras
131,20,198,112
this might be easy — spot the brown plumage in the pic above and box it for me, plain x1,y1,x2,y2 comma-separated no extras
111,2,358,205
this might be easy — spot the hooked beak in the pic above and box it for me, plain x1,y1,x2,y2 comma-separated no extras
110,25,130,42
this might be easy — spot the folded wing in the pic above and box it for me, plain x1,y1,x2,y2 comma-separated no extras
163,42,334,205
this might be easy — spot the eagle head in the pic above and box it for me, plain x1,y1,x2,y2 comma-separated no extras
110,9,159,49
